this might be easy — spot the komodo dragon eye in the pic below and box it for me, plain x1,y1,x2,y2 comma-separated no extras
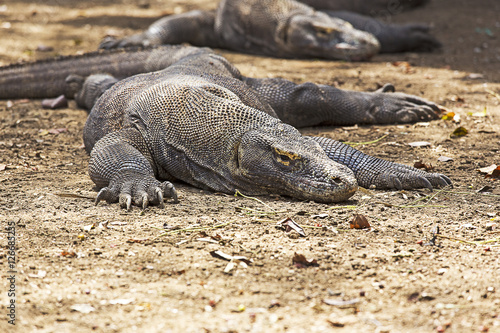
274,147,301,166
312,23,340,38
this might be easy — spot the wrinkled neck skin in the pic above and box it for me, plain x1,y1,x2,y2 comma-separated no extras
282,13,380,61
233,127,358,203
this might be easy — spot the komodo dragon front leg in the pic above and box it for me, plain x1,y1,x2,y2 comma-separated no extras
99,10,220,50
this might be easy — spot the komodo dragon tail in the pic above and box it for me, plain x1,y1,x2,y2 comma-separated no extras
0,45,202,100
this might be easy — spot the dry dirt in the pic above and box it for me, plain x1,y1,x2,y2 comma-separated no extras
0,0,499,332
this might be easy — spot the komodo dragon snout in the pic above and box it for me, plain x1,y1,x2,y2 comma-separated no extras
236,130,358,203
284,13,380,61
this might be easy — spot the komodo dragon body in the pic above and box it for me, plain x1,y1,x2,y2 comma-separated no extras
0,46,451,209
100,0,440,60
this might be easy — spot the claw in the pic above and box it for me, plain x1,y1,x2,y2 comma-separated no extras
440,175,453,187
162,182,179,203
95,187,108,206
119,193,132,211
141,193,149,210
376,83,395,93
418,176,433,190
155,187,165,209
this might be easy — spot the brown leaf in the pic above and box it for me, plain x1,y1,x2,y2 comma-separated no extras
277,217,306,237
292,252,319,268
48,128,68,135
478,164,499,179
414,161,434,171
42,95,68,109
350,214,370,229
451,126,468,137
126,239,146,243
392,61,415,73
210,250,252,265
485,166,500,179
60,251,77,258
441,111,456,120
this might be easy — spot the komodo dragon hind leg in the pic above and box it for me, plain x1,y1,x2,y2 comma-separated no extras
89,128,178,210
310,136,452,190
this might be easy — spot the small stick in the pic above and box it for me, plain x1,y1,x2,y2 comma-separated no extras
234,189,275,211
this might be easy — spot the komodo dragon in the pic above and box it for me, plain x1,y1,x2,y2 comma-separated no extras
0,45,451,209
100,0,441,60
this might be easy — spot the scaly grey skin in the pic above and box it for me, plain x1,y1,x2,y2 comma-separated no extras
0,46,451,209
299,0,430,15
99,0,439,60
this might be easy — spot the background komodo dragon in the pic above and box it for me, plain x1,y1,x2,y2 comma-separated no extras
0,45,451,209
100,0,441,60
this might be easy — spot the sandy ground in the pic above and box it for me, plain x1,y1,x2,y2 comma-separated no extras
0,0,499,332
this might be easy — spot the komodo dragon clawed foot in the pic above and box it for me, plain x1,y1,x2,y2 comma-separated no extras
99,35,150,50
312,137,452,191
362,89,443,124
95,176,178,210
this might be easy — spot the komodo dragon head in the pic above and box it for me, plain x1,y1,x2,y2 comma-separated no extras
283,13,380,61
234,127,358,203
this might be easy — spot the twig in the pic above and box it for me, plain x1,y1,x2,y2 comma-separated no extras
440,190,500,198
436,234,500,246
327,205,358,210
234,189,275,211
55,192,95,200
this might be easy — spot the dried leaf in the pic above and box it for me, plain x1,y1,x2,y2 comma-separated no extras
311,213,328,219
42,95,68,109
451,126,468,137
477,164,499,179
466,73,484,80
350,214,370,229
472,107,488,117
441,111,456,120
437,156,454,162
209,250,252,265
126,239,146,243
60,251,77,258
277,217,306,237
292,252,319,268
392,61,414,73
408,141,431,147
48,128,68,135
322,298,360,307
476,186,493,193
36,44,54,52
414,161,434,171
485,166,500,179
109,298,134,305
449,95,465,103
70,304,95,313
